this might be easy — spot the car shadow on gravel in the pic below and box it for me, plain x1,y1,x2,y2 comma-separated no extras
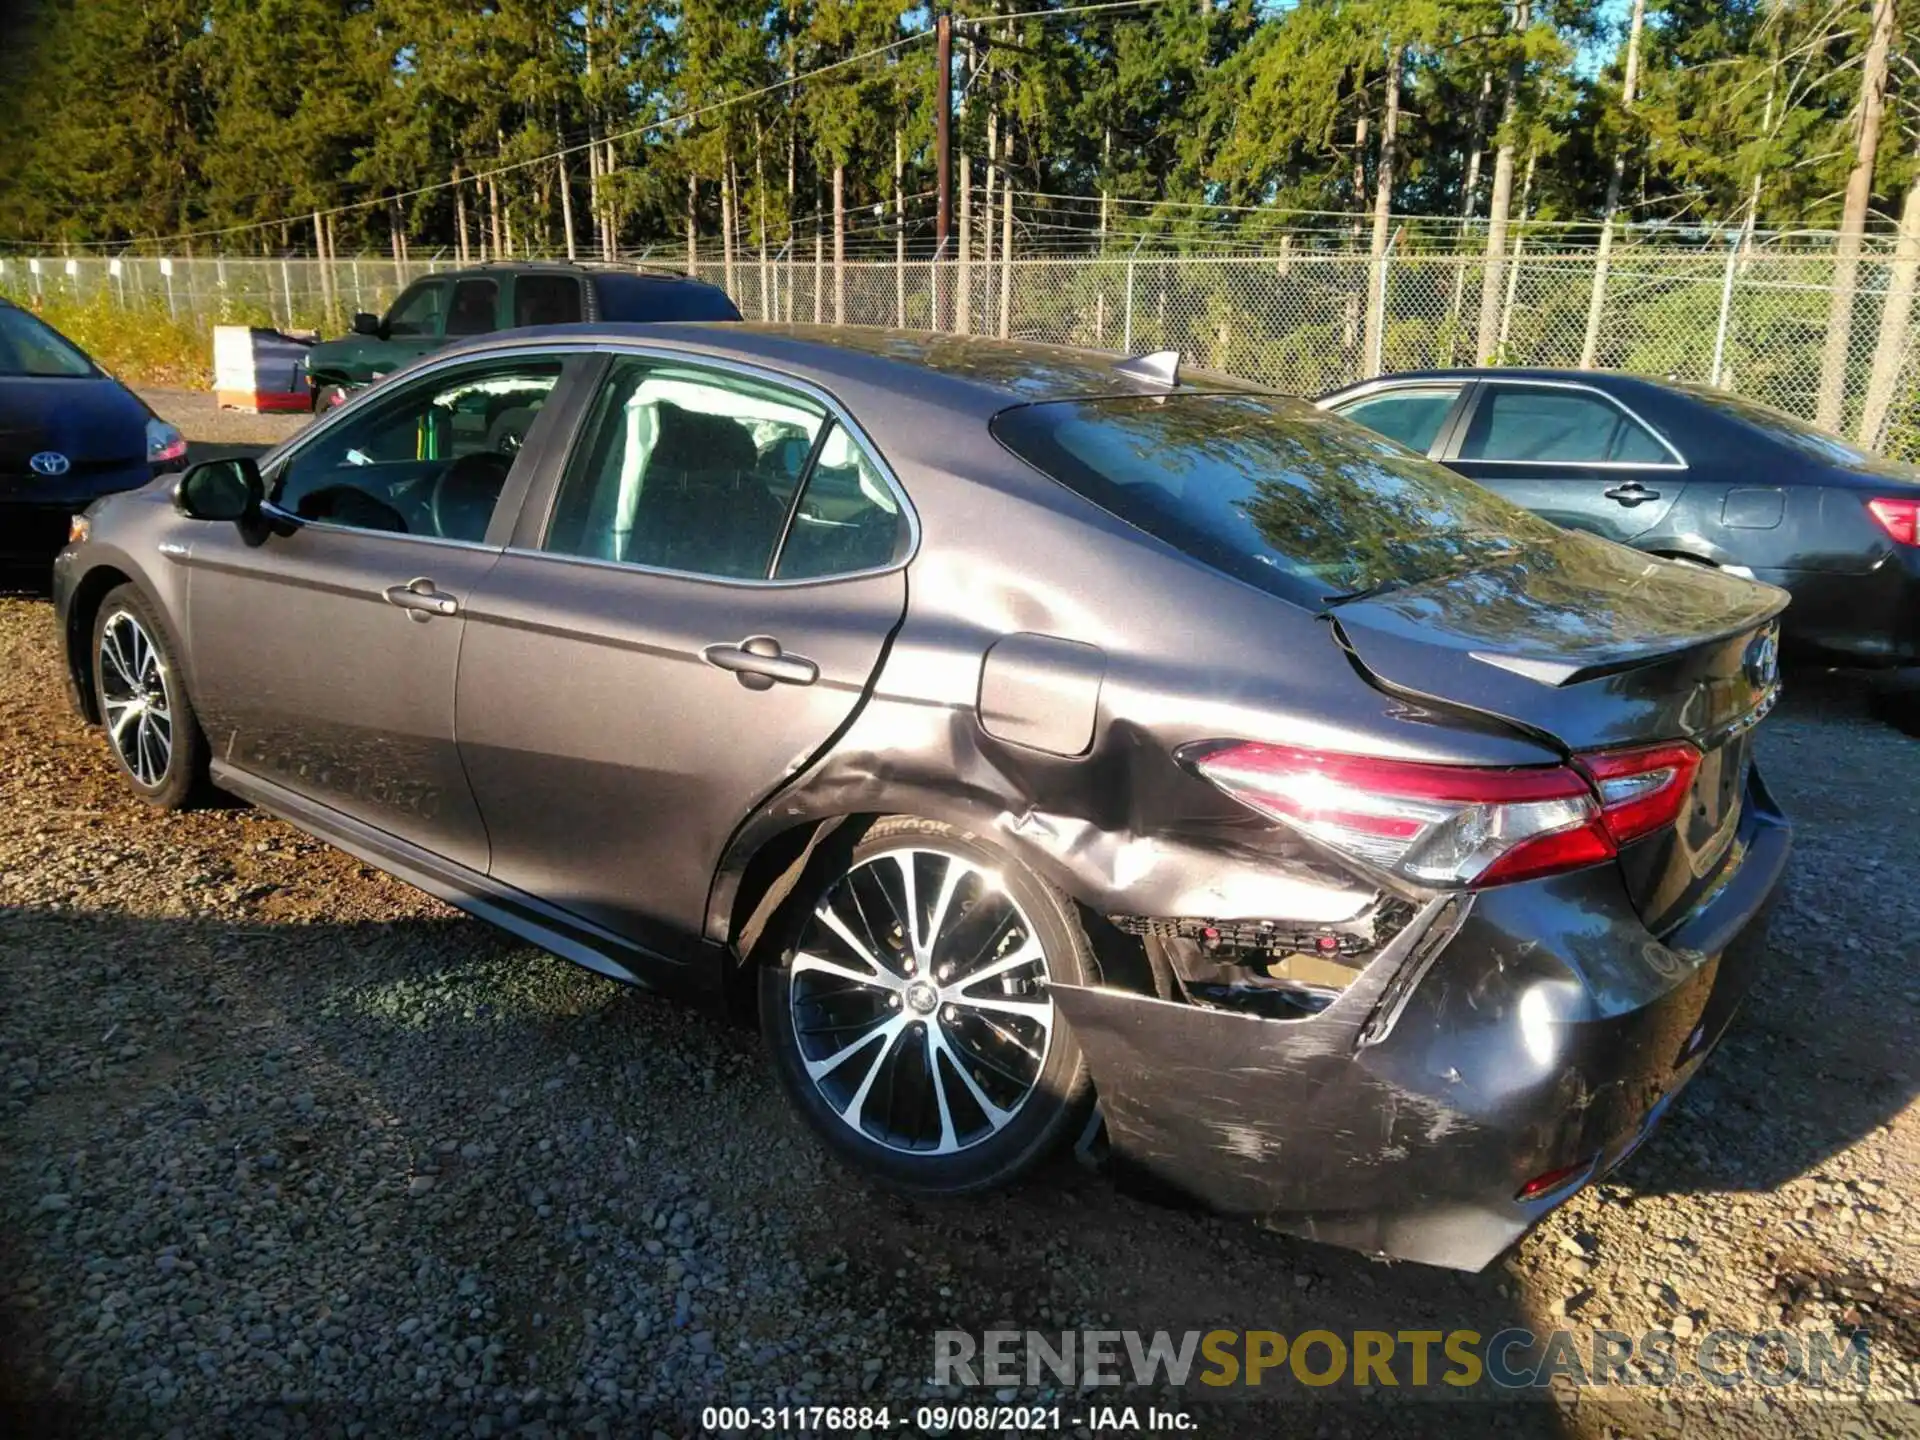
0,900,1589,1438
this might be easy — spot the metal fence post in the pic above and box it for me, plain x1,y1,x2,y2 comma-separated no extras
1709,235,1739,387
1122,234,1145,352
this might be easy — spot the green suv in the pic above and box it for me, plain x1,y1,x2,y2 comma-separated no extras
303,262,742,411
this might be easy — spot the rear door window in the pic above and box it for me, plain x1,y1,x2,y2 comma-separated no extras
445,278,500,337
514,275,584,327
543,360,826,579
992,392,1557,607
1333,387,1460,454
1459,386,1672,464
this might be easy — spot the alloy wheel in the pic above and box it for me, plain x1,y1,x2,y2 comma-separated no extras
99,611,173,788
788,847,1057,1156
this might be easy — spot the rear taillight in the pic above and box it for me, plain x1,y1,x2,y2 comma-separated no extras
1575,741,1700,846
1186,738,1702,890
1866,497,1920,546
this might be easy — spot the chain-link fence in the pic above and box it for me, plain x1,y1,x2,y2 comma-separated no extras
5,245,1917,458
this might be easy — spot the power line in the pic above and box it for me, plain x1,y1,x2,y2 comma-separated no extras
957,0,1185,24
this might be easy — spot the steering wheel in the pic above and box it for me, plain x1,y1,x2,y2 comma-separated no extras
429,451,513,542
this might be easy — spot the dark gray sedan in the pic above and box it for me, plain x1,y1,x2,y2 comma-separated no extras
1318,368,1920,675
53,326,1790,1269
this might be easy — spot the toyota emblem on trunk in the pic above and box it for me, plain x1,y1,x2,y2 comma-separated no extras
29,451,70,476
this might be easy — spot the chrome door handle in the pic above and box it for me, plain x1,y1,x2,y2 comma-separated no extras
703,636,819,690
1603,482,1661,505
384,577,460,620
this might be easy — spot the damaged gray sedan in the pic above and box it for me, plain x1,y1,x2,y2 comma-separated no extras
52,325,1790,1270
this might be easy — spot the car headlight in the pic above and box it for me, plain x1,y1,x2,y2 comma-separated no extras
146,417,188,466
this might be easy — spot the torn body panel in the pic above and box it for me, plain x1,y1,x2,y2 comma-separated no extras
706,463,1562,949
1051,770,1789,1270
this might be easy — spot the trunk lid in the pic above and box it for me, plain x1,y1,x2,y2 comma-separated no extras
1329,530,1786,932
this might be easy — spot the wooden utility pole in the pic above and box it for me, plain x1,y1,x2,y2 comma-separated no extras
936,7,953,257
1817,0,1896,430
1476,0,1529,365
998,124,1013,339
895,125,907,327
453,167,469,264
1580,0,1646,368
1363,42,1403,373
687,173,699,276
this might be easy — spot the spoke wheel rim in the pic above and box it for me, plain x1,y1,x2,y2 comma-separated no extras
99,611,173,788
789,845,1057,1156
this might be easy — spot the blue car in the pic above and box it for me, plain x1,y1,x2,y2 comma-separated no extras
0,299,187,569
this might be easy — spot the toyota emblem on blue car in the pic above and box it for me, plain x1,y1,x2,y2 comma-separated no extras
29,451,70,476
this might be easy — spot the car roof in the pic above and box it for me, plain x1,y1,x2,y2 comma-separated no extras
432,322,1277,415
427,261,719,285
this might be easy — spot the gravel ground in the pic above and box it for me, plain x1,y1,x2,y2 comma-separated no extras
1,577,1917,1436
137,387,310,460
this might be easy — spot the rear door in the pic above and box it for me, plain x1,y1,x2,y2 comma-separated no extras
445,275,504,342
455,351,912,959
1441,381,1685,544
510,273,585,328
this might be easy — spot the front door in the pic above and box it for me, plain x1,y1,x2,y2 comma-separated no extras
358,278,450,383
455,354,912,958
185,352,576,871
1442,381,1685,544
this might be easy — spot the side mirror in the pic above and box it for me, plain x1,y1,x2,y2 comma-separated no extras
352,311,383,337
174,457,263,522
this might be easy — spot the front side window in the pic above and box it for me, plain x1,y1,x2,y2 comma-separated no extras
445,279,500,337
544,360,826,579
384,281,446,338
271,360,561,541
1459,386,1671,464
1334,387,1459,454
514,275,584,327
992,392,1559,607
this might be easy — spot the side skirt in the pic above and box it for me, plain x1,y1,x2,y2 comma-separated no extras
211,760,721,1002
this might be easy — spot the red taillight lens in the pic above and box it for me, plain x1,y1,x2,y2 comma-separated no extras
1866,497,1920,546
1187,737,1705,890
1576,741,1701,846
1186,742,1613,889
1516,1158,1594,1201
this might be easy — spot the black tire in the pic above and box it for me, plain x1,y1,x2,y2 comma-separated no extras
1870,670,1920,737
761,815,1095,1195
90,583,208,809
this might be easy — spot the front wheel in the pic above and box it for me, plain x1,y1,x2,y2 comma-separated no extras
91,584,208,809
761,816,1094,1195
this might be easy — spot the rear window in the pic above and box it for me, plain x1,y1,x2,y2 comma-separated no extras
1681,386,1900,471
594,275,743,322
992,393,1558,607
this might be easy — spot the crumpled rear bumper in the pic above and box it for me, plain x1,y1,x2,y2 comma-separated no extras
1053,769,1791,1271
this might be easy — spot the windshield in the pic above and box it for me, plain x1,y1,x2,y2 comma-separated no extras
0,306,97,378
991,392,1560,608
